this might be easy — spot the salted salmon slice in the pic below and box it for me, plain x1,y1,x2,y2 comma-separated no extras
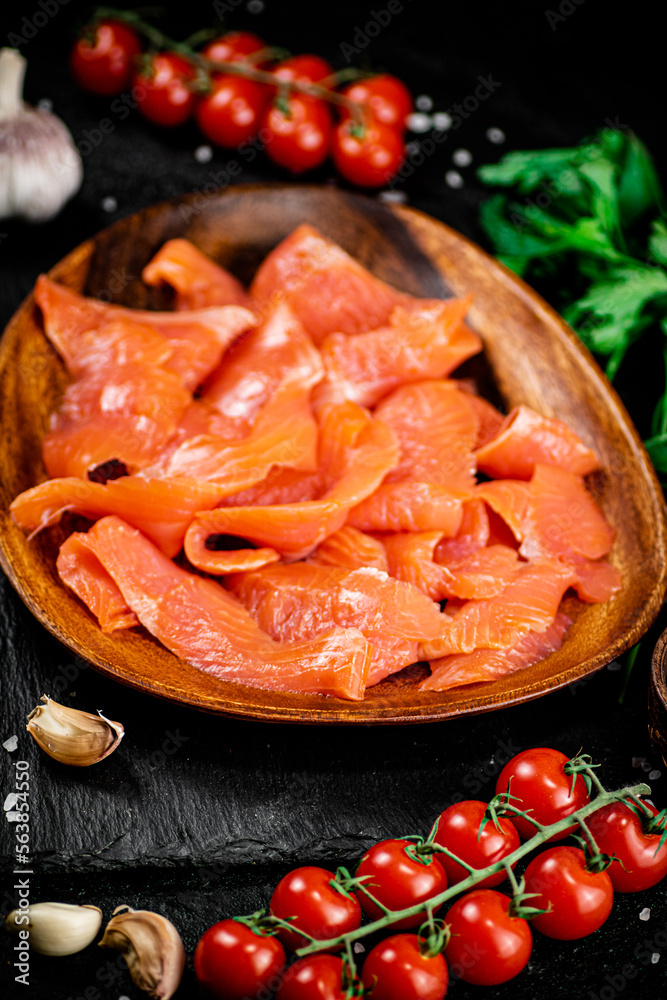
249,223,406,342
348,481,467,535
520,464,615,562
201,301,324,425
142,238,252,310
476,480,530,541
220,467,322,508
375,380,479,490
226,563,449,686
35,275,256,391
143,381,319,483
185,402,399,562
421,612,572,691
465,394,505,449
83,516,371,700
419,559,577,660
43,413,172,480
475,405,600,480
310,526,389,573
314,298,480,410
384,531,520,601
10,476,226,557
569,556,622,603
435,499,490,563
184,542,282,576
57,532,138,632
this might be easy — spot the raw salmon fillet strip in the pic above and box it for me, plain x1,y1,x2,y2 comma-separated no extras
226,562,449,685
57,532,138,632
10,475,227,557
81,516,371,700
310,526,389,573
314,298,480,410
421,613,572,691
476,405,600,480
142,238,252,310
419,559,577,660
250,223,407,342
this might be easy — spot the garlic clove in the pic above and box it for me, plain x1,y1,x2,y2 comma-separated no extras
0,48,82,222
5,902,102,956
26,695,124,766
99,906,185,1000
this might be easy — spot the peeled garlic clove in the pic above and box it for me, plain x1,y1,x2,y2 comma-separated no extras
99,906,185,1000
0,48,82,222
5,902,102,956
26,695,124,766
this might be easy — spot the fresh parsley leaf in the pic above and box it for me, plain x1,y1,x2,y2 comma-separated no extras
618,133,664,228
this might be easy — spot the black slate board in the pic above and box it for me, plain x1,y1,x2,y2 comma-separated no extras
2,1,667,997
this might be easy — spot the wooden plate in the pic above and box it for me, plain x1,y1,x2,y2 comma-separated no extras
1,183,665,724
650,629,667,768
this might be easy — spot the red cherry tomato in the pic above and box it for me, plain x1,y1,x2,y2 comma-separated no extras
444,890,532,986
523,845,614,939
361,934,449,1000
262,96,332,174
356,839,448,930
70,19,142,96
194,919,285,1000
275,954,350,999
341,74,413,131
433,800,520,889
588,799,667,892
202,31,266,65
134,52,196,127
332,120,404,188
272,55,334,86
495,747,590,841
269,866,361,952
196,75,267,147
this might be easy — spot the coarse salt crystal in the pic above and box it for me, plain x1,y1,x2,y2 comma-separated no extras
378,190,407,204
445,170,464,189
416,95,433,112
2,736,18,752
405,141,421,157
406,112,432,134
101,196,117,213
354,942,365,953
247,0,264,11
37,98,53,112
453,148,472,167
650,769,662,780
4,793,18,811
640,908,651,921
607,659,622,671
486,127,506,144
433,112,453,131
194,145,213,163
651,953,660,964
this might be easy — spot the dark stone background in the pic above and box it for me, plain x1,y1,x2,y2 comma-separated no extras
1,1,666,997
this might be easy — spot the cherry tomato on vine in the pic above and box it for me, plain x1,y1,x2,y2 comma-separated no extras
444,890,532,986
356,839,448,930
269,866,361,952
523,845,614,939
202,31,267,65
272,55,334,86
196,75,268,147
275,954,351,999
588,799,667,892
332,120,404,188
70,19,142,96
133,52,196,127
495,747,590,841
433,800,519,889
194,919,286,1000
361,934,449,1000
340,74,413,131
262,96,332,173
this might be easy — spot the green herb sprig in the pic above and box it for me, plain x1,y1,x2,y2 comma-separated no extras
478,128,667,472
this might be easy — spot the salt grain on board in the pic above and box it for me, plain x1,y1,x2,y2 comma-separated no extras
2,736,18,752
453,149,473,167
406,112,432,134
445,170,464,189
3,793,17,812
649,769,661,780
652,953,660,964
378,190,407,204
37,98,53,112
639,908,651,921
101,196,117,213
433,112,453,130
194,145,213,163
486,127,506,144
416,95,433,111
248,0,264,11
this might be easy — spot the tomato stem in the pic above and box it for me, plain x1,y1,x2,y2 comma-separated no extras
292,778,651,956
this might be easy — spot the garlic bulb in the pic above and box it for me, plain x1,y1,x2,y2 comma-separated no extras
99,906,185,1000
26,695,124,766
5,902,102,956
0,48,82,222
